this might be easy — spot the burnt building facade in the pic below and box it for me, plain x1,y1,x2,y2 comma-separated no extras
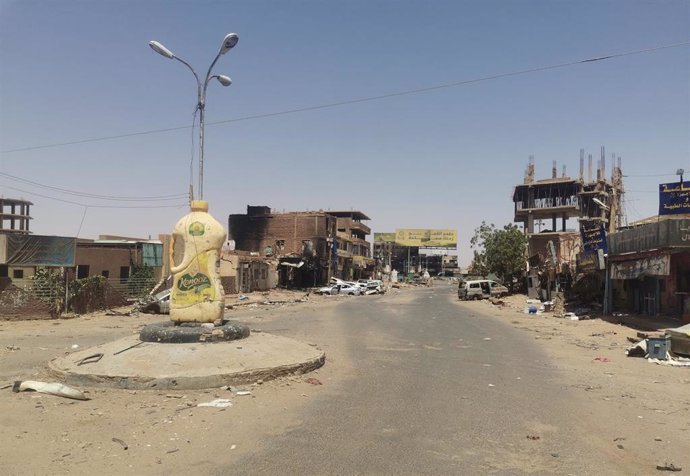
228,206,337,288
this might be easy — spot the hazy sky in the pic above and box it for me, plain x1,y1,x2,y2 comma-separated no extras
1,0,688,266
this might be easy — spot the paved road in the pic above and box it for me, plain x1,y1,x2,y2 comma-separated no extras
222,286,626,475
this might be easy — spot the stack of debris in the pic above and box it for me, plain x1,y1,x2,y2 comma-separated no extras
626,324,690,367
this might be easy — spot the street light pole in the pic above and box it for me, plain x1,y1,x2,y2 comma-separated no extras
149,33,238,200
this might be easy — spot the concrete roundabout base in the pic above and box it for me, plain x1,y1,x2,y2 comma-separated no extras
48,332,325,390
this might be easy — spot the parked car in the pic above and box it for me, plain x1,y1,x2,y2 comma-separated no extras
355,279,385,294
458,280,508,300
317,284,362,296
140,289,171,314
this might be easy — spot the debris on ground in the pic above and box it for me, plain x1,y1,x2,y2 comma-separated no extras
105,309,134,317
112,437,128,450
656,462,682,472
304,377,322,385
12,380,89,400
76,353,104,365
197,399,232,408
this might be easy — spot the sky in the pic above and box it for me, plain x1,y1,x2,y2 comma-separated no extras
0,0,688,266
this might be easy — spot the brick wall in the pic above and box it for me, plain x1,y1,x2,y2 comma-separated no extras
229,212,334,258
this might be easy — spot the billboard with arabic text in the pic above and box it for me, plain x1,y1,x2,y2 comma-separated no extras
394,229,457,248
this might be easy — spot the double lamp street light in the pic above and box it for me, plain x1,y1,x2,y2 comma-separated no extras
149,33,239,201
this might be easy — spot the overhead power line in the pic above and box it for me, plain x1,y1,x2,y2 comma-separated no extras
622,173,676,178
2,184,188,209
1,40,688,155
0,172,187,201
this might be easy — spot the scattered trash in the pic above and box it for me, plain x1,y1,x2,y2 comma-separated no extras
166,448,179,454
105,310,132,317
113,341,145,355
197,399,232,408
656,462,682,472
6,345,20,351
594,357,611,363
1,383,13,390
13,380,88,400
666,322,690,357
613,437,626,442
235,391,252,396
71,344,80,350
304,378,322,385
627,340,647,358
112,437,128,450
483,338,492,341
488,384,495,387
528,306,538,314
76,353,104,366
230,444,237,450
526,435,540,440
238,295,249,301
649,357,690,367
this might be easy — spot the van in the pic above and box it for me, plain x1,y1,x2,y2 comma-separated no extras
458,280,508,300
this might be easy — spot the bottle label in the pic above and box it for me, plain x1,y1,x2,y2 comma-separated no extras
172,253,216,306
177,272,211,292
189,221,205,236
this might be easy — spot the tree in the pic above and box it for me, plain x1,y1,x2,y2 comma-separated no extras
470,221,527,291
468,222,494,276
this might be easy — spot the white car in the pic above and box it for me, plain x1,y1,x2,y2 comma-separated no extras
318,284,362,296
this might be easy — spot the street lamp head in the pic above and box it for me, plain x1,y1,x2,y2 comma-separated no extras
149,41,175,59
216,75,232,86
219,33,239,55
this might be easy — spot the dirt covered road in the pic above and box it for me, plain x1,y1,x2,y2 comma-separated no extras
0,285,688,475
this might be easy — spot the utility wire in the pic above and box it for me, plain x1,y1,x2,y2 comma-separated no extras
1,40,688,155
76,206,88,237
0,172,187,201
622,173,676,177
2,184,188,209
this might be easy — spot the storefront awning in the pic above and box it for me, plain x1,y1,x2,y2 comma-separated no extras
610,254,670,280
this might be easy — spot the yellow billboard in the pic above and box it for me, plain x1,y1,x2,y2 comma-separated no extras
394,229,457,248
374,232,396,242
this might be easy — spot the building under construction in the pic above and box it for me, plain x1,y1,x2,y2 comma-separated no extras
512,148,624,300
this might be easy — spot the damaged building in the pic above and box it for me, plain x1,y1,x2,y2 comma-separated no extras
513,149,624,300
227,206,373,288
606,177,690,320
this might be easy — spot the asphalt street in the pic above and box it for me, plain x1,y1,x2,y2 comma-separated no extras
223,286,627,475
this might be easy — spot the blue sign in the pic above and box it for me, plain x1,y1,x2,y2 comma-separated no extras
580,220,607,253
659,181,690,215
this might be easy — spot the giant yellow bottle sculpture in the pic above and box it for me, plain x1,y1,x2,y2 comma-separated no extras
169,200,226,323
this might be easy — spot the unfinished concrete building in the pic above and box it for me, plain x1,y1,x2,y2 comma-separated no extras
513,149,623,300
0,197,33,234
